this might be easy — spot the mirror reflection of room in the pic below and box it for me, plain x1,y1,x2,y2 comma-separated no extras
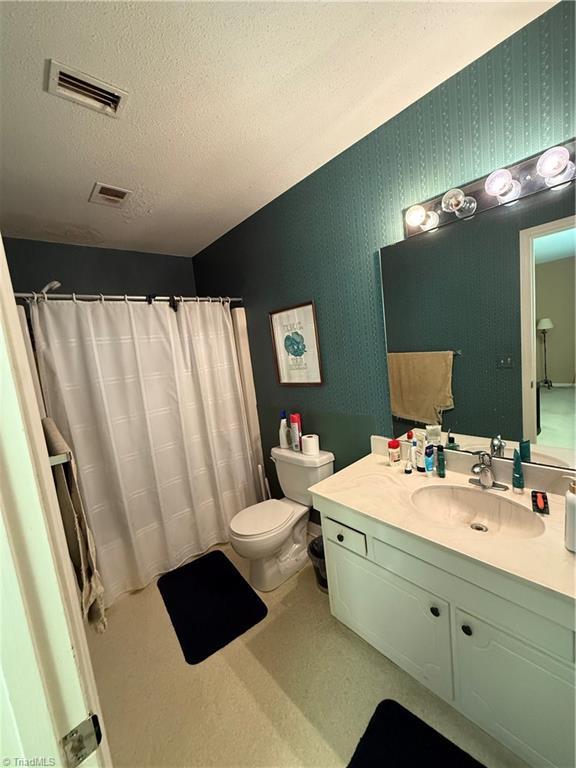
534,227,575,452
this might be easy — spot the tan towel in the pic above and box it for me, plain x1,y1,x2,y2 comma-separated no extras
42,417,107,633
387,351,454,425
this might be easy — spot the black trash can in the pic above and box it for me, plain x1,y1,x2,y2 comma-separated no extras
308,535,328,593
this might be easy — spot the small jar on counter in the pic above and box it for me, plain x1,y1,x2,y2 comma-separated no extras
388,439,401,464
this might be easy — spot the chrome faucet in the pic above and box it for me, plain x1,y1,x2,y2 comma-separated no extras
469,451,509,491
490,434,506,458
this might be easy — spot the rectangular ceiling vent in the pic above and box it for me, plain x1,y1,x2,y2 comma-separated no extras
89,182,132,209
47,60,128,118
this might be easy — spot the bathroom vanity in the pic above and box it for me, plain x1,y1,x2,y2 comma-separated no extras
310,446,576,768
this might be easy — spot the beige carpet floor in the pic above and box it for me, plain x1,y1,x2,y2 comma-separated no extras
88,546,527,768
538,386,576,450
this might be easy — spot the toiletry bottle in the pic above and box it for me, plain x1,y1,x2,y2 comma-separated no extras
416,431,426,473
290,413,302,452
519,439,531,462
445,433,460,450
424,444,435,476
436,445,446,478
404,458,413,475
400,430,414,461
410,438,418,469
388,439,401,464
279,410,290,449
565,479,576,553
512,449,524,494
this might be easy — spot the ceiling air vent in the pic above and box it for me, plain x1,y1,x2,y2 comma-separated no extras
89,182,132,209
47,60,128,118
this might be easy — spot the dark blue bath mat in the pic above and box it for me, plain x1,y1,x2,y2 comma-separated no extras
348,700,485,767
158,550,268,665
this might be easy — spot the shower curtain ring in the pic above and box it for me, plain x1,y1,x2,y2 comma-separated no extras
219,297,223,304
99,294,105,302
32,292,38,302
42,291,47,302
124,295,128,303
72,293,77,303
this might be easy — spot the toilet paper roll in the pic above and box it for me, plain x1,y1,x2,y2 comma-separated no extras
301,434,320,455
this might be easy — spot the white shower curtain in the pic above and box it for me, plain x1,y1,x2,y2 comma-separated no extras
32,300,257,606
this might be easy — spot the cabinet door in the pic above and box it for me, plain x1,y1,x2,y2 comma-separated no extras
325,539,453,700
455,609,576,768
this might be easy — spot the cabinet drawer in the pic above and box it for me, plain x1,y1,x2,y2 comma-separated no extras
324,517,367,557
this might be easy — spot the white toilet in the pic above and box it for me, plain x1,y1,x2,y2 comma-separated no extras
229,446,334,591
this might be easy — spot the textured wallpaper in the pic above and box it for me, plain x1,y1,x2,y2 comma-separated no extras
194,2,575,475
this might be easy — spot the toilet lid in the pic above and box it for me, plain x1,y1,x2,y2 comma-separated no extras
230,499,295,537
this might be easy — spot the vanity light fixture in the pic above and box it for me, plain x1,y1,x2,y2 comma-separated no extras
402,139,574,238
536,146,575,188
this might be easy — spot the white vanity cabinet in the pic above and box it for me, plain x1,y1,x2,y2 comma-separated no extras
319,509,576,768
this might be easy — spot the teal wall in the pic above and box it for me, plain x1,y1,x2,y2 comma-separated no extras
193,3,575,485
4,238,196,296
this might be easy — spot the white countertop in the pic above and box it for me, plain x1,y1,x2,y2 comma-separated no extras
310,452,576,600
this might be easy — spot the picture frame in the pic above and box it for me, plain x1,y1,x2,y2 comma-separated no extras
269,301,323,386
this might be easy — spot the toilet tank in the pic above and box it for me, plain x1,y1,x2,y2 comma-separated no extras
271,447,335,506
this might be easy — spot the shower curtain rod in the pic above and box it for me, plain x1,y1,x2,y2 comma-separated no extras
14,292,243,304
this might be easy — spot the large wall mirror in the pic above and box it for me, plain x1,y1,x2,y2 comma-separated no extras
380,184,575,470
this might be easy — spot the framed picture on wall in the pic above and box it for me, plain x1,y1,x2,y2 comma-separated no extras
269,301,323,386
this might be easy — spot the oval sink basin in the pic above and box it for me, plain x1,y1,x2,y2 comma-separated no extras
410,485,545,539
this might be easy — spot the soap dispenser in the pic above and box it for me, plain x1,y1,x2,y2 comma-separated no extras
565,478,576,554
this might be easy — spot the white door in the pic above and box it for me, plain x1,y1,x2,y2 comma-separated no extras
0,238,111,767
454,609,575,768
325,539,453,700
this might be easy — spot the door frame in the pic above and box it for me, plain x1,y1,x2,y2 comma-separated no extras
519,214,575,443
0,236,112,766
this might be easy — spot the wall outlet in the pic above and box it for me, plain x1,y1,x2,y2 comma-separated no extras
496,355,514,369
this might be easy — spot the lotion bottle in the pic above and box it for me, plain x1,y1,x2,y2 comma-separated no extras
565,478,576,554
279,410,290,449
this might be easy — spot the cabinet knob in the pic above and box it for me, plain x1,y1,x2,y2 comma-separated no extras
461,624,473,636
430,606,440,617
337,533,344,542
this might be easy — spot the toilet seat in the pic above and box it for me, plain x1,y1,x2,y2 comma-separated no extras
230,499,306,538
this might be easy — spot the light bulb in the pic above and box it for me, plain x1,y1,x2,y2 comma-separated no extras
420,211,439,231
546,161,575,189
405,205,427,228
537,146,570,179
441,188,465,213
484,168,521,204
454,196,477,218
485,169,513,197
498,179,521,203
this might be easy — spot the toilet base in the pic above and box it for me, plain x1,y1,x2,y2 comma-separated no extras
248,515,309,591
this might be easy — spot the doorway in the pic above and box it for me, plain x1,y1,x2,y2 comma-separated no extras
520,217,575,453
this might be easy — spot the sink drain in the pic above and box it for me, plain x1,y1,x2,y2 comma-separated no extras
470,523,488,532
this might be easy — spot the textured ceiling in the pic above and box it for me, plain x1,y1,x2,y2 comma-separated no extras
0,1,555,257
